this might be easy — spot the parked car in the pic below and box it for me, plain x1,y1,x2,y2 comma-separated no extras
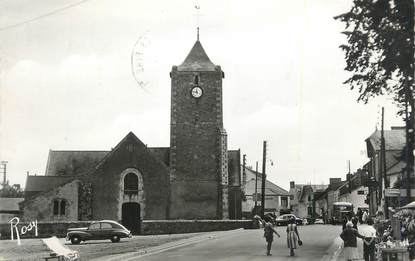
275,214,303,226
66,220,132,244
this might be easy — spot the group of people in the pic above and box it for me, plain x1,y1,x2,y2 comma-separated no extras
340,216,377,261
340,211,415,261
254,215,301,257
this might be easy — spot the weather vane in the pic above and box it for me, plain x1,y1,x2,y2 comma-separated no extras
194,3,201,41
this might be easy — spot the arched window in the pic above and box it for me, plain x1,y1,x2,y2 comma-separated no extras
124,173,138,194
52,199,67,216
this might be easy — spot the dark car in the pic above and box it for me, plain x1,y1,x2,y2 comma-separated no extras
275,214,303,226
66,220,132,244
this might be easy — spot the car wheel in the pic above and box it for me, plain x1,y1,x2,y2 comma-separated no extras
71,236,81,245
111,235,120,243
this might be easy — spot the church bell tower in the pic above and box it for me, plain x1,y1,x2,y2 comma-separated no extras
169,33,229,219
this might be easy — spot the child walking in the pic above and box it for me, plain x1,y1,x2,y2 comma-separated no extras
255,215,281,256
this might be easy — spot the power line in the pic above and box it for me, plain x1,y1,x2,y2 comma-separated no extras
0,0,92,32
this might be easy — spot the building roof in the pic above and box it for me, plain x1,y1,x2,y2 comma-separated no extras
294,184,329,202
45,150,108,176
366,129,406,152
244,167,289,196
177,41,216,71
25,175,76,192
0,198,24,212
45,146,171,177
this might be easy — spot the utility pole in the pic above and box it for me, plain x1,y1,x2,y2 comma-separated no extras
1,161,8,186
405,100,414,204
261,141,267,218
254,161,258,215
381,107,389,218
242,154,246,190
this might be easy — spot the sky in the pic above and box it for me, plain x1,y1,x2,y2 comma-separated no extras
0,0,405,191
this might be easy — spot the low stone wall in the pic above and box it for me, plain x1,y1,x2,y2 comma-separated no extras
0,221,93,240
0,220,253,240
141,220,253,235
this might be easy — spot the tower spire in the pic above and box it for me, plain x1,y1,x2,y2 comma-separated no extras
197,27,199,41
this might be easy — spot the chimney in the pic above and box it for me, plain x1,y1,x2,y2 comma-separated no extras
290,181,295,189
329,178,341,185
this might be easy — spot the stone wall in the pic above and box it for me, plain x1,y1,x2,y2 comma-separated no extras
20,180,80,221
0,220,253,239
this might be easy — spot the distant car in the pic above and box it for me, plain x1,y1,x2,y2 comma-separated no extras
66,220,132,244
275,214,303,226
314,218,324,224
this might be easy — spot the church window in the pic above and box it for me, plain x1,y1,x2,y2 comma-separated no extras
53,200,59,215
52,199,67,216
194,75,199,85
124,173,138,194
60,200,66,215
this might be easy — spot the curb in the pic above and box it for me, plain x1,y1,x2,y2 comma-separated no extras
320,236,343,261
92,229,245,261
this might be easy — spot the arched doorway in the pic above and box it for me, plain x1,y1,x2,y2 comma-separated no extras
122,202,140,234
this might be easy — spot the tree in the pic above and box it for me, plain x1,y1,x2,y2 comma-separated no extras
336,0,415,203
0,183,24,198
335,0,414,110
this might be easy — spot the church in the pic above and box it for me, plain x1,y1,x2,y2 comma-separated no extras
20,36,243,233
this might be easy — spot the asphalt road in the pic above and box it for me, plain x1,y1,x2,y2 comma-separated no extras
134,225,343,261
0,225,345,261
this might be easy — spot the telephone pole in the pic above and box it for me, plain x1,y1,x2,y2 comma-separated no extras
242,154,246,190
254,161,258,215
381,107,389,218
261,141,267,218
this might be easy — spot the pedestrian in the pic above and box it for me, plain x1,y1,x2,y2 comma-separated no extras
362,210,368,224
287,217,301,257
342,216,349,230
361,218,377,261
352,216,358,230
357,208,363,224
254,215,281,256
340,221,365,261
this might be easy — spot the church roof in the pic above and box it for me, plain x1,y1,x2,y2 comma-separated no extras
178,40,216,71
25,175,76,193
45,150,108,176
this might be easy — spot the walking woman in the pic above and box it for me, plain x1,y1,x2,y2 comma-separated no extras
287,217,301,256
340,221,365,261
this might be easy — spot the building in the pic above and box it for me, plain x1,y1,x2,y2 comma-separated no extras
0,198,24,223
338,169,369,213
20,36,242,231
289,181,328,219
314,178,347,222
365,127,410,216
242,167,290,218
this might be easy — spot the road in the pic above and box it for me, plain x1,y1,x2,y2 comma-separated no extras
0,225,345,261
133,224,343,261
